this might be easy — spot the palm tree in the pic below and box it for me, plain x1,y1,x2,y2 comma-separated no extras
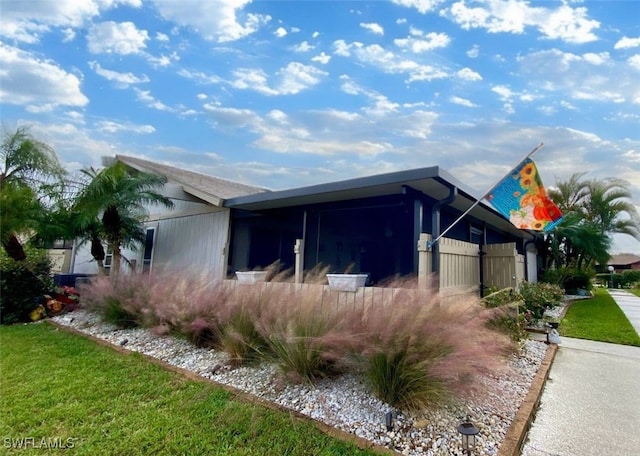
0,127,65,260
583,178,640,240
545,173,639,271
74,162,174,276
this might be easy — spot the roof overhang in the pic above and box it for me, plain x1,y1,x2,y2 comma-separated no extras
225,166,534,240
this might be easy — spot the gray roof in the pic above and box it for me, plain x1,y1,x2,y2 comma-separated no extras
225,165,531,239
116,155,268,206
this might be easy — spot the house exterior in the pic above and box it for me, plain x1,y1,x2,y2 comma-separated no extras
70,155,267,279
69,156,540,294
607,254,640,272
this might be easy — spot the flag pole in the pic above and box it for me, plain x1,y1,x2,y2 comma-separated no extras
428,142,545,248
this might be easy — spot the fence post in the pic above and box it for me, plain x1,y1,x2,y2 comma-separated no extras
294,239,305,284
417,233,432,290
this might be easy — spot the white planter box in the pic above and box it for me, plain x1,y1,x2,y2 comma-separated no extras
235,271,268,285
326,273,368,292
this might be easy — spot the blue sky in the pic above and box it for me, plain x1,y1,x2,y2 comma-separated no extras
1,0,639,253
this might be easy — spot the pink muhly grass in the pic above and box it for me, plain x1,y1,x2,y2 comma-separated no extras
252,283,358,384
352,277,513,409
145,271,231,339
79,275,153,328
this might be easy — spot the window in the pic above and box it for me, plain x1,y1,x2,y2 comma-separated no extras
104,246,113,274
142,227,155,274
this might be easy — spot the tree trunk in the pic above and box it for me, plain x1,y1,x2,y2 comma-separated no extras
111,246,121,277
90,236,106,275
2,234,27,261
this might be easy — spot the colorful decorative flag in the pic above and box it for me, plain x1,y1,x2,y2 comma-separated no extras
486,158,563,232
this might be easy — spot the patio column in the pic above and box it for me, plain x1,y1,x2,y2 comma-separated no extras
294,238,305,284
417,233,432,289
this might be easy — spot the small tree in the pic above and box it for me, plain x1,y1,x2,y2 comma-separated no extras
74,162,173,276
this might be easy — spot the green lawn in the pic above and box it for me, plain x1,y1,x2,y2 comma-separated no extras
631,288,640,298
0,323,380,456
560,288,640,346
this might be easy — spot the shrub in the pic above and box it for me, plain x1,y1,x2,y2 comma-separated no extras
518,281,565,318
620,270,640,288
541,267,594,293
0,247,53,324
562,269,593,293
481,288,527,341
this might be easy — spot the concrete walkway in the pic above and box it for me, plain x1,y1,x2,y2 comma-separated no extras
608,289,640,337
521,290,640,456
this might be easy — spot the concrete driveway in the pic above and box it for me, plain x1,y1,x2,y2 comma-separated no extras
522,290,640,456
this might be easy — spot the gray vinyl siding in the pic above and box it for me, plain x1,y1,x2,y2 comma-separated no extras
152,209,230,279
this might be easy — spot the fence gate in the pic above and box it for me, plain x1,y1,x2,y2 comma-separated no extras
484,242,525,290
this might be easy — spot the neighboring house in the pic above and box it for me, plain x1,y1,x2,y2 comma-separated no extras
607,254,640,272
70,156,540,293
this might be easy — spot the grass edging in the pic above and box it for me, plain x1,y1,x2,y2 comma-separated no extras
497,343,558,456
47,320,394,455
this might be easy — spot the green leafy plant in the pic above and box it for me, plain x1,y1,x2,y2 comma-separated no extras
0,246,53,324
518,281,564,318
481,287,527,341
365,344,449,411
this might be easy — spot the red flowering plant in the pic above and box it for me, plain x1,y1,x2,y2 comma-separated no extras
44,286,80,316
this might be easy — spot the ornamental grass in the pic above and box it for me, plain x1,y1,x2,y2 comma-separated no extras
77,270,514,411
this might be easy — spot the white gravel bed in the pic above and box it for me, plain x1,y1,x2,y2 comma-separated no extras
52,310,548,455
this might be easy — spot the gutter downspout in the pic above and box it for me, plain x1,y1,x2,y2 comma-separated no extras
479,223,487,297
524,237,537,283
431,185,458,274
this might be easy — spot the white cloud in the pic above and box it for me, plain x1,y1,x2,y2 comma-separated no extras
152,0,271,42
177,69,222,85
629,55,640,71
275,27,287,38
391,0,445,14
87,21,149,54
394,32,450,52
450,96,477,107
96,120,155,134
467,44,479,58
492,85,514,100
615,36,640,50
0,0,141,43
146,51,180,67
518,49,638,105
333,39,363,57
360,22,384,35
348,43,450,83
582,52,609,65
0,43,88,110
231,62,327,95
457,67,482,81
156,32,169,42
27,121,120,168
447,0,599,44
311,52,331,64
89,61,150,86
62,28,76,42
292,41,314,52
134,88,173,111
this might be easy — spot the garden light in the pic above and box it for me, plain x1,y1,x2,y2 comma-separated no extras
608,265,614,288
457,416,479,455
